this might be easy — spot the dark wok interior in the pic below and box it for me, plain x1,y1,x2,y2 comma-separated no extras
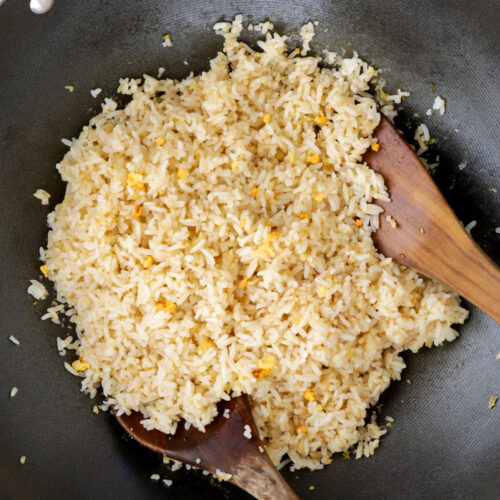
0,1,499,498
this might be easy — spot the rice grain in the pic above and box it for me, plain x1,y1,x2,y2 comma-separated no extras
40,18,467,470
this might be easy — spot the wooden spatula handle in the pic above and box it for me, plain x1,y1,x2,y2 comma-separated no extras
430,234,500,323
376,199,500,323
367,115,500,324
230,454,299,500
224,397,300,500
117,395,300,500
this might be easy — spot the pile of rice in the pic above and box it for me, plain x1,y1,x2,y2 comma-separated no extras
41,17,467,470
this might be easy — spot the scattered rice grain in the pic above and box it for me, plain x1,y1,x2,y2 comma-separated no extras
33,189,51,205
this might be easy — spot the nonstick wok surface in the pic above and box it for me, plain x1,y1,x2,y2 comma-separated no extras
0,1,499,499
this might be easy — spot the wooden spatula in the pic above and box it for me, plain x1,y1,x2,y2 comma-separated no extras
116,395,299,500
365,115,500,324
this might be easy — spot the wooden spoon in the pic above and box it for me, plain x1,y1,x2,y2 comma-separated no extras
116,395,299,500
365,115,500,323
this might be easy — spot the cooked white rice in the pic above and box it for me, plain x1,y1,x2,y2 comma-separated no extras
41,17,467,470
27,279,48,300
33,188,51,205
8,335,20,345
464,220,477,234
432,95,446,115
414,123,431,155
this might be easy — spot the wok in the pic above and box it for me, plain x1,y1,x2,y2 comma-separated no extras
0,1,499,499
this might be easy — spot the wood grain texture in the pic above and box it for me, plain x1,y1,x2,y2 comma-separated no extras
116,396,299,500
365,115,500,323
